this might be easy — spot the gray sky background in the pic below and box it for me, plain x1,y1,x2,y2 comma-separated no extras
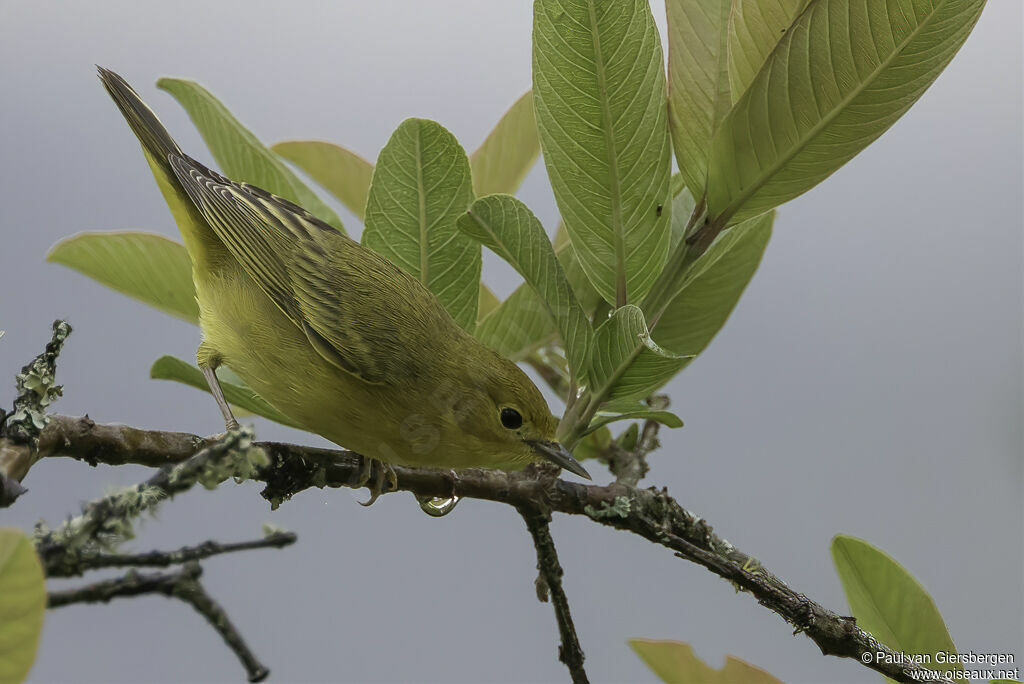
1,2,1021,683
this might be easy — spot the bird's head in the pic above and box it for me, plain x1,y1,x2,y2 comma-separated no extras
441,350,591,479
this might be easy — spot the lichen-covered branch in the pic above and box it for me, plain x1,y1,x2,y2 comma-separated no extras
7,414,953,684
34,426,269,577
0,320,71,504
519,503,588,684
48,562,270,682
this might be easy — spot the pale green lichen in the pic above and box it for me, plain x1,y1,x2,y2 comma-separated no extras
175,427,269,491
584,496,631,520
34,481,167,563
4,320,71,448
35,426,268,571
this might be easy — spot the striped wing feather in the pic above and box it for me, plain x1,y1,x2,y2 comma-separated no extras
168,153,417,385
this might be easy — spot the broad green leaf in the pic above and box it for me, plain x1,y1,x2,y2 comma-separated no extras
477,283,502,321
533,0,673,306
470,91,539,197
598,212,772,400
589,305,690,403
363,118,479,331
707,0,986,224
0,529,46,684
150,355,302,429
669,185,698,248
584,409,683,437
458,195,592,382
553,222,604,316
832,535,961,678
666,0,732,198
652,210,773,353
478,222,604,364
727,0,812,103
670,172,687,198
47,231,198,324
271,140,374,220
476,286,557,361
157,78,345,233
629,639,784,684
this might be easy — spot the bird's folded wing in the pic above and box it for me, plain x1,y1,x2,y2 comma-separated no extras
168,153,389,384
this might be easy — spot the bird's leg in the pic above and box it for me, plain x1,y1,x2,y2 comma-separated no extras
200,365,240,432
356,457,397,507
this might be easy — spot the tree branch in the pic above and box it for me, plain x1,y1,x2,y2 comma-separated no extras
48,562,270,682
4,414,954,683
519,502,588,684
44,531,297,578
34,426,269,577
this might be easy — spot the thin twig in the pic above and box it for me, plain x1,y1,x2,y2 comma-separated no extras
605,418,660,487
47,562,198,607
44,531,297,578
518,504,588,684
8,414,954,684
48,562,269,682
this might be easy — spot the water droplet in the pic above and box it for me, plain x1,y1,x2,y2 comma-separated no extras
417,494,460,517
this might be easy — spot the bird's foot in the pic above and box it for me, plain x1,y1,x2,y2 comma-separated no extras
204,419,242,444
354,456,397,506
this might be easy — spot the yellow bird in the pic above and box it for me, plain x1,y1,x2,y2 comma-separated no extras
98,68,589,498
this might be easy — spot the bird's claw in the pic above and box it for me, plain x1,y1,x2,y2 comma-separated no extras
204,418,242,444
355,456,397,506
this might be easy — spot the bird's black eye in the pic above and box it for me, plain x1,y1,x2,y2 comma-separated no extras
500,407,523,430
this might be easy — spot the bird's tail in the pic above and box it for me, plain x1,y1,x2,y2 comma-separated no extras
97,66,182,170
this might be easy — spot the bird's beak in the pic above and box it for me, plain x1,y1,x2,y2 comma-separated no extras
528,440,592,480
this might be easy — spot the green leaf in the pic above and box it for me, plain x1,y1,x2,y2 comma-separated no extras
596,212,772,400
470,91,539,197
47,231,198,324
0,529,46,684
832,535,961,678
628,639,785,684
652,211,773,353
553,222,605,316
157,78,345,233
477,283,502,321
475,286,557,361
669,184,698,248
584,408,683,437
573,424,613,461
727,0,812,103
707,0,986,224
150,355,302,429
271,140,374,220
458,195,592,382
533,0,673,306
589,305,691,403
665,0,732,198
477,221,604,364
363,118,479,332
